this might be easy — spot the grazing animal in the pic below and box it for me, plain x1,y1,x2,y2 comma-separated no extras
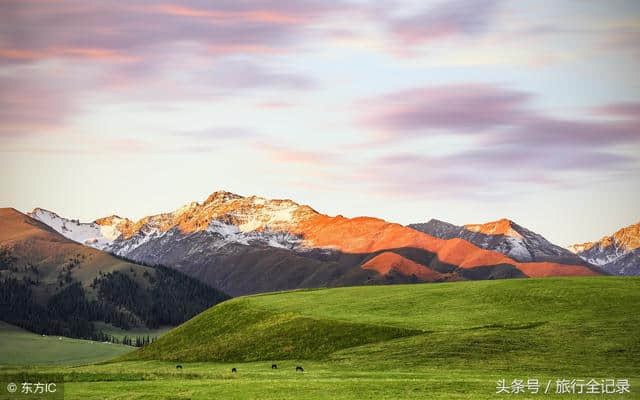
296,366,304,372
176,365,182,370
271,364,277,369
231,368,237,373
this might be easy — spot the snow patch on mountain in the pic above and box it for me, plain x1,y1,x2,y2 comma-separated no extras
496,236,531,260
111,227,165,255
29,208,121,250
236,202,299,232
207,219,301,249
30,191,311,256
579,249,625,267
205,220,252,248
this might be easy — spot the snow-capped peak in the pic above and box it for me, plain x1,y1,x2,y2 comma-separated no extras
197,191,317,233
568,221,640,269
30,191,319,253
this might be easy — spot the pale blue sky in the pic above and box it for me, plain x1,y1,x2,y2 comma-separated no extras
1,0,639,246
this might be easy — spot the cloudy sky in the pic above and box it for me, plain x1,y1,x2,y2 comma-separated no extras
1,0,639,246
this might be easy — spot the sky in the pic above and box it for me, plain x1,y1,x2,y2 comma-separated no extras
1,0,639,247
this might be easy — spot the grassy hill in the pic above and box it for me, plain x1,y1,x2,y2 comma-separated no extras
124,276,639,375
0,321,133,366
4,276,638,399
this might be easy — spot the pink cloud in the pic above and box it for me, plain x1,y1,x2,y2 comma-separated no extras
0,47,139,62
361,146,635,200
361,83,530,133
207,44,283,56
0,49,47,61
0,0,349,64
204,59,314,90
388,0,503,45
594,102,640,119
360,84,640,147
0,74,75,137
355,84,640,198
149,4,308,25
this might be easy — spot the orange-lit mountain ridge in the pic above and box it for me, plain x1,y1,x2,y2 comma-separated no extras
569,222,640,275
29,191,602,295
409,218,591,266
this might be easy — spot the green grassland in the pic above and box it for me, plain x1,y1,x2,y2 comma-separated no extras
2,276,639,399
93,322,172,342
0,321,131,366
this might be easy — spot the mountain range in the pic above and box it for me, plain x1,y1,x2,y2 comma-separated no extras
0,208,228,339
568,222,640,275
26,191,609,296
408,218,588,265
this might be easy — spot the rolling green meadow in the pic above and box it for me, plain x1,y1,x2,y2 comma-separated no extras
1,276,639,399
0,321,131,366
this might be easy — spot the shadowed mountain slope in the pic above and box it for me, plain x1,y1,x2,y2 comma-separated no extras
29,192,601,296
0,208,229,338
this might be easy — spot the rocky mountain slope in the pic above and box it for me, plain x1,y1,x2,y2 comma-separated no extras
569,222,640,275
29,191,601,296
0,208,228,339
409,218,589,266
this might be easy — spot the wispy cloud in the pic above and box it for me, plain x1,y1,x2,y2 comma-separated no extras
357,83,640,197
0,73,75,137
205,58,315,91
360,83,530,134
0,0,350,63
360,83,640,146
594,102,640,119
388,0,503,45
360,147,636,200
0,0,331,129
148,4,309,25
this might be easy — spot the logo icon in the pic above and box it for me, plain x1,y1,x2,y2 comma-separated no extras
6,383,17,393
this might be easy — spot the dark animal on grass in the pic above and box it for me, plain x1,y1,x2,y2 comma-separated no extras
231,368,237,373
296,366,304,372
176,365,182,369
272,364,277,369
